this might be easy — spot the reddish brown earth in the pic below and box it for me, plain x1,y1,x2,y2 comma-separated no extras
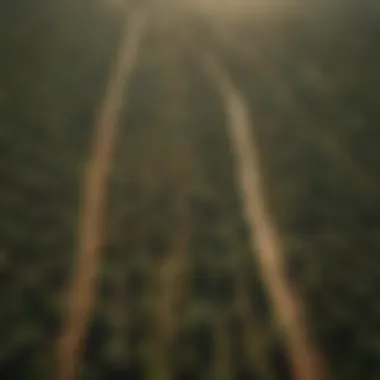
201,51,327,380
55,8,147,380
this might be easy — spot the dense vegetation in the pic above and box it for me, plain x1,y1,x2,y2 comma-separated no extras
209,5,380,379
1,1,380,379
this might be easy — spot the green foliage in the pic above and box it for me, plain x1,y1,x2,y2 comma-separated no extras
0,0,123,378
2,1,379,379
212,5,380,379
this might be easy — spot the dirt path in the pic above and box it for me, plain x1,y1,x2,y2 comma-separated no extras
200,51,326,380
55,7,146,380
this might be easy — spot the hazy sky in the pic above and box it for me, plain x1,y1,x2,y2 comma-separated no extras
176,0,315,21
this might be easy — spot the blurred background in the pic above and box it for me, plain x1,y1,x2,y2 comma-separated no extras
1,0,380,379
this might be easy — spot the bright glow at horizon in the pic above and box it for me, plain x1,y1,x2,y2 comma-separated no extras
177,0,306,18
104,0,312,23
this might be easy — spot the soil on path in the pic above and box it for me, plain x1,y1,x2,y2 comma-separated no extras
201,50,327,380
55,7,147,380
